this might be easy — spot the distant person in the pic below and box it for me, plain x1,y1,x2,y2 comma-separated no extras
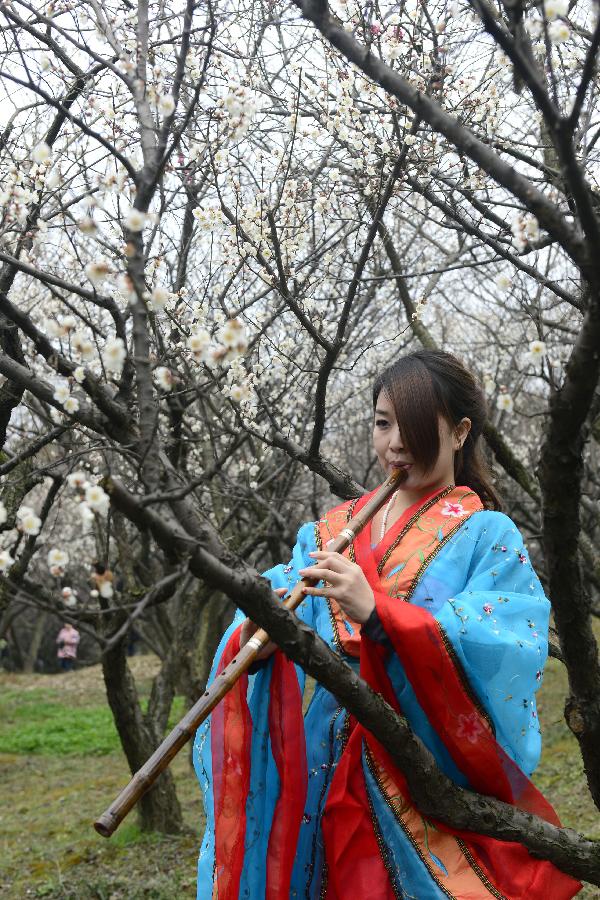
127,626,141,657
56,622,80,671
0,636,10,671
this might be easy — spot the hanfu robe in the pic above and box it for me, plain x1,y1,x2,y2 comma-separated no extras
193,484,581,899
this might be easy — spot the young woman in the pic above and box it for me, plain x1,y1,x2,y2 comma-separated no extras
193,350,580,899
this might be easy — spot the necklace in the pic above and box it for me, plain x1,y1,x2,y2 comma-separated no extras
379,490,399,542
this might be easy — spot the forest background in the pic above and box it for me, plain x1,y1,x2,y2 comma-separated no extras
1,0,600,895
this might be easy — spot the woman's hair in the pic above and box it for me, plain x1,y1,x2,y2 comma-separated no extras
372,349,501,510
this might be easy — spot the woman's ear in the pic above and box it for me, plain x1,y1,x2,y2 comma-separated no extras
454,417,472,450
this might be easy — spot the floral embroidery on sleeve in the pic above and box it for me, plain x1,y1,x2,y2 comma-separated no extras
440,501,468,518
456,712,486,743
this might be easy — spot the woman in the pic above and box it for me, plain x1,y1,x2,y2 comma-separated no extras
194,350,580,899
56,622,80,672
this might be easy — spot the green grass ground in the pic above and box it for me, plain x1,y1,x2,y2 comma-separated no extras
0,657,200,899
0,653,598,898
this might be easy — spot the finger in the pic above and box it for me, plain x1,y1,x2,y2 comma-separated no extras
308,551,353,572
298,566,343,583
256,641,277,659
302,585,336,597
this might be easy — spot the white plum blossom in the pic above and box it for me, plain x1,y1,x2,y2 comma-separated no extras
187,328,214,362
544,0,568,20
529,340,546,359
72,332,95,360
525,340,547,367
524,216,540,241
67,471,87,489
154,366,173,391
85,260,112,284
482,374,495,397
218,318,248,353
60,315,77,332
79,217,98,235
548,20,570,43
0,502,6,525
103,337,127,374
495,273,512,291
79,503,95,523
73,367,86,384
53,380,70,404
158,94,175,117
223,85,257,118
511,214,540,250
62,587,77,607
496,394,515,414
85,484,110,512
48,547,69,570
45,169,61,189
45,316,77,337
19,510,42,536
124,208,147,232
63,396,80,414
229,384,245,403
192,205,223,230
0,549,14,571
32,142,51,164
149,285,171,310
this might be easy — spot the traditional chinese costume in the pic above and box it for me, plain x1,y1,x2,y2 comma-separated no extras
193,484,581,899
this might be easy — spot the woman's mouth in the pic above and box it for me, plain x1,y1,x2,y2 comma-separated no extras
389,461,411,470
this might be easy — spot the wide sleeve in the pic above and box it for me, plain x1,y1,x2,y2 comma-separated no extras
370,510,552,809
433,511,549,776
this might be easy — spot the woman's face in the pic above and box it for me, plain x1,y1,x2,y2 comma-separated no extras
372,390,470,496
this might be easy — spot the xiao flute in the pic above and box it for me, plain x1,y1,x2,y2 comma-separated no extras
93,466,407,838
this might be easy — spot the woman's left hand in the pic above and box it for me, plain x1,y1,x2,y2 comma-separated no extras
298,551,375,623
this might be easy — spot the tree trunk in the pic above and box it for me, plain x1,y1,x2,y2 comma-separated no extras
101,634,182,834
192,591,235,700
24,611,48,673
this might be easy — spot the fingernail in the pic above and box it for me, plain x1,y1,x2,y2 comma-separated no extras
308,552,316,557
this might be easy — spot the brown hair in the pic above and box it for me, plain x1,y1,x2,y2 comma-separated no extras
372,350,501,510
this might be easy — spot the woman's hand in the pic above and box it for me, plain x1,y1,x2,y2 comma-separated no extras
299,551,375,623
239,587,286,660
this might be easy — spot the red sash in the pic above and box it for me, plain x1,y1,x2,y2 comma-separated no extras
211,626,307,899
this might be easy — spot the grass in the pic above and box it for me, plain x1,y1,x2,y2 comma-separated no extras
0,657,200,899
0,693,119,755
0,651,598,898
0,689,185,756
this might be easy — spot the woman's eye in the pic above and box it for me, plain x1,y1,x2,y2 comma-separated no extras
375,419,389,428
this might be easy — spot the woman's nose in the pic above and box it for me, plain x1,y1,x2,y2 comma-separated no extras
389,426,403,450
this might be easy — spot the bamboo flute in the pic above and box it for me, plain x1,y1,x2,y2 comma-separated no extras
93,466,407,838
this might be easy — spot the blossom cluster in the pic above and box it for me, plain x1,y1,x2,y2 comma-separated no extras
186,317,249,368
66,471,110,525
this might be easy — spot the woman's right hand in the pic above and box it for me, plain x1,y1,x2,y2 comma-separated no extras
239,587,286,660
